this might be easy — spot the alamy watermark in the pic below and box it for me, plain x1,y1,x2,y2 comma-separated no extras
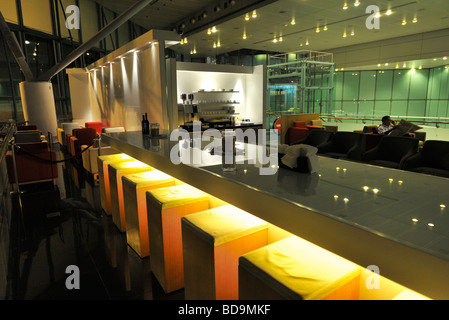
65,265,80,290
169,122,279,175
366,5,381,30
65,5,80,30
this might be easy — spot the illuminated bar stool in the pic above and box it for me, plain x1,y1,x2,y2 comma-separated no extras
239,236,361,300
122,171,176,258
146,184,209,293
98,153,134,216
109,160,153,232
181,205,268,300
393,289,430,300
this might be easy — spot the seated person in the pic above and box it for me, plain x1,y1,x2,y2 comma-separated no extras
378,116,397,135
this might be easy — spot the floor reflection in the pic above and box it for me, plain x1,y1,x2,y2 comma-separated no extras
3,146,184,300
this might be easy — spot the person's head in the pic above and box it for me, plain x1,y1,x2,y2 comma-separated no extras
382,116,392,125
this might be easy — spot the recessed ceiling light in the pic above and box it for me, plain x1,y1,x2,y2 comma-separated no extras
343,2,348,10
386,9,393,15
354,0,360,7
413,17,418,23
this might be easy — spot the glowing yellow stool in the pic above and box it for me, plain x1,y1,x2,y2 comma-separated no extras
181,205,268,300
122,170,176,258
239,236,361,300
393,289,430,300
146,184,209,294
98,153,134,216
109,160,153,232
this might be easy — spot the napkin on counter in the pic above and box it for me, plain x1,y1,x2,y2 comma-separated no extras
281,144,319,173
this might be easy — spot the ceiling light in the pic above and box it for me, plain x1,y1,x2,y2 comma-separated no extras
245,13,250,21
385,63,389,66
402,18,407,25
305,40,309,46
343,2,348,10
273,38,277,43
279,36,283,42
354,0,360,7
403,62,407,68
211,26,217,33
25,40,30,45
183,37,188,44
217,40,221,47
419,66,422,69
396,64,399,69
443,56,448,60
180,38,184,45
243,32,247,40
213,42,217,48
252,10,257,18
413,16,418,23
375,12,381,18
351,30,355,36
207,28,211,35
343,31,347,38
386,9,392,15
316,27,320,33
323,25,328,31
291,18,296,25
377,64,381,67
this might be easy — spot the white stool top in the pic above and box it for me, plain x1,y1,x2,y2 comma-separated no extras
147,184,208,209
182,205,267,246
122,170,175,189
239,236,361,300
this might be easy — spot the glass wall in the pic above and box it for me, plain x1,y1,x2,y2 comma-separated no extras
333,67,449,127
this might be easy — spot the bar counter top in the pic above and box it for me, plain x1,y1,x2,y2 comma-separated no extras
101,130,449,299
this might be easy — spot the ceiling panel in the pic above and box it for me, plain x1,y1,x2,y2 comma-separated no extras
94,0,449,69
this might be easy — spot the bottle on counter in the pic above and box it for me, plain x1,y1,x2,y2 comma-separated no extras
142,113,150,134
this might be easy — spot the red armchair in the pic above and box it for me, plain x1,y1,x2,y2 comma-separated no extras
85,122,103,134
287,121,309,145
6,141,58,185
69,127,97,157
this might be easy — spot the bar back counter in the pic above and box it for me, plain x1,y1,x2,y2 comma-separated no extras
101,131,449,299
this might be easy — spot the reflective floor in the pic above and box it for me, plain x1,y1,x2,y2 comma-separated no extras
1,145,185,300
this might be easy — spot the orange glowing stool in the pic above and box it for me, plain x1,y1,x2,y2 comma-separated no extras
239,236,361,300
181,205,268,300
98,153,134,216
122,170,176,258
146,184,209,293
109,160,153,232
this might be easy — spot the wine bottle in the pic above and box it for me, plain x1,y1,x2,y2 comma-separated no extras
142,114,149,134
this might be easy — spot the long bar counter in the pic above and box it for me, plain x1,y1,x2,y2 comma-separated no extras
101,131,449,299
